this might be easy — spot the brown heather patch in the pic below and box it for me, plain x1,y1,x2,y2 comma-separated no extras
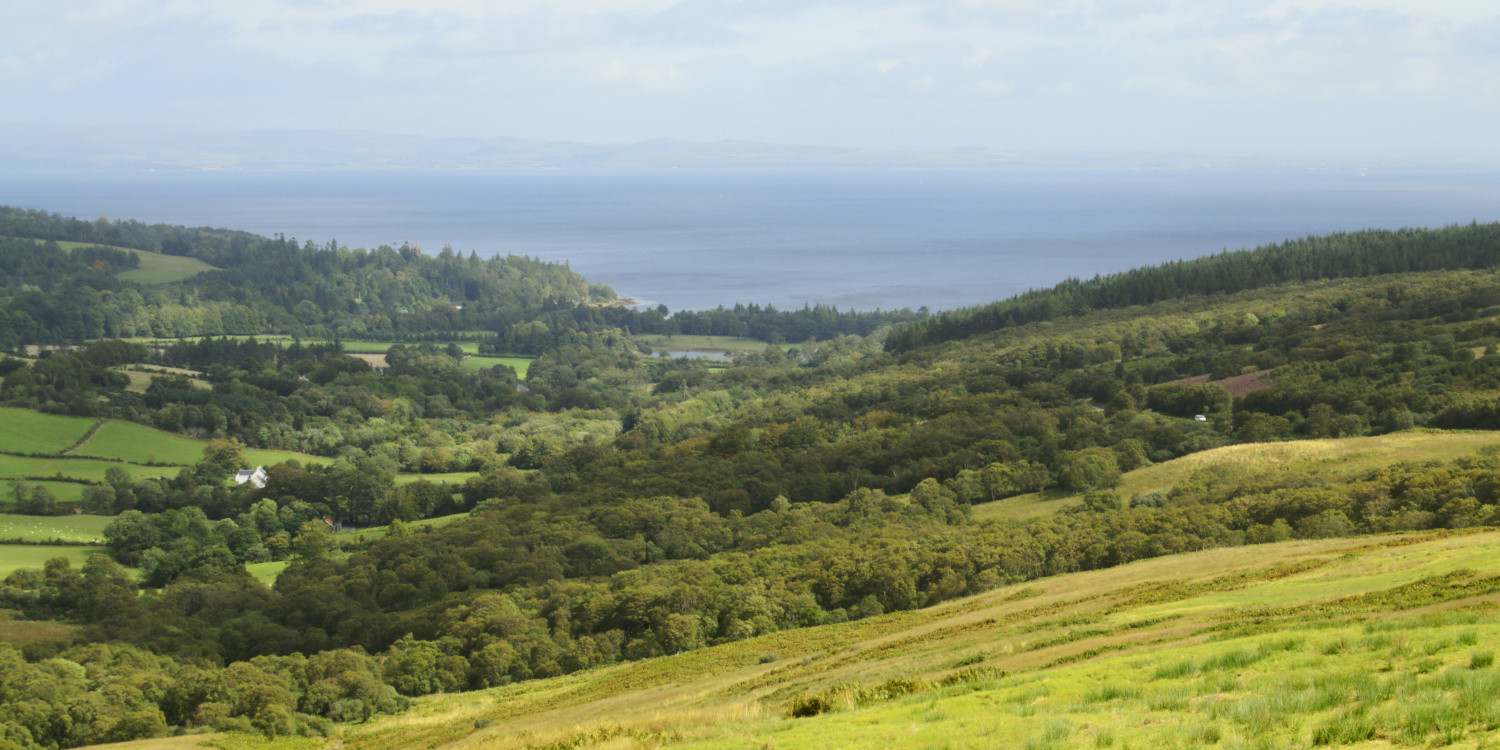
0,609,79,645
1165,368,1273,396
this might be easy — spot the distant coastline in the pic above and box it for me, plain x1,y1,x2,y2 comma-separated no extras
2,169,1496,314
586,297,643,309
2,124,1481,173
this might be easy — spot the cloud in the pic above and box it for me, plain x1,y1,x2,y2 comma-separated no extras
598,60,686,93
0,0,1497,161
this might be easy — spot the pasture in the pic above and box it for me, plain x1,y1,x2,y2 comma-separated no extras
0,544,104,580
392,472,478,486
339,514,469,543
338,529,1500,749
51,240,218,284
73,419,211,465
0,481,86,509
244,448,334,468
0,408,333,481
459,356,533,376
113,366,211,394
246,560,289,586
117,251,218,284
0,513,112,544
0,454,179,483
0,407,97,454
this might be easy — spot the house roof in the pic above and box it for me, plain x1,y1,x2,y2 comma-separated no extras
233,466,267,484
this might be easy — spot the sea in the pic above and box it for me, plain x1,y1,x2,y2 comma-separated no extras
2,169,1499,313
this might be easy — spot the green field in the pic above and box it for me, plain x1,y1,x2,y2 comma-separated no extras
392,472,478,486
113,366,211,394
117,252,218,284
244,448,333,468
72,419,212,465
340,514,469,543
973,429,1500,522
73,419,329,468
0,409,332,479
246,560,289,586
0,514,113,543
339,529,1500,749
52,241,218,284
337,340,394,353
0,481,86,509
0,407,97,454
459,356,533,376
0,544,104,580
0,454,178,484
114,369,155,394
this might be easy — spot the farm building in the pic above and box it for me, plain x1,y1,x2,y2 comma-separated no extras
234,466,268,488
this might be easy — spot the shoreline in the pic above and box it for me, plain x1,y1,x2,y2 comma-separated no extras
585,297,647,309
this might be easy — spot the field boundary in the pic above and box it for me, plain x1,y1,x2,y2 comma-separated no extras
60,418,107,456
1,475,99,485
0,450,180,468
0,537,103,547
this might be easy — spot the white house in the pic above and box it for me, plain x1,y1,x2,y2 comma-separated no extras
234,466,268,489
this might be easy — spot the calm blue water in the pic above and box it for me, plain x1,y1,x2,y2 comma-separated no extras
2,169,1498,312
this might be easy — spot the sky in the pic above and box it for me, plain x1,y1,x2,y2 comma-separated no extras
4,0,1499,163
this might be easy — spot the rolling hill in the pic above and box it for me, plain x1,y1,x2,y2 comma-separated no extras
338,528,1500,749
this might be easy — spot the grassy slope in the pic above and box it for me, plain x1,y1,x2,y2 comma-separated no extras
972,429,1500,522
117,253,218,284
338,529,1500,750
0,407,97,454
51,240,217,284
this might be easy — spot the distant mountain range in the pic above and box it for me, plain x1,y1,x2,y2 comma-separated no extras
0,123,1397,171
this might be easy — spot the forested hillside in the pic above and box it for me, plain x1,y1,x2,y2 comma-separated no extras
0,207,609,344
0,207,919,347
4,217,1500,748
886,221,1500,351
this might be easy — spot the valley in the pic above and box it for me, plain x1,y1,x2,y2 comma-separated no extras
4,210,1500,748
